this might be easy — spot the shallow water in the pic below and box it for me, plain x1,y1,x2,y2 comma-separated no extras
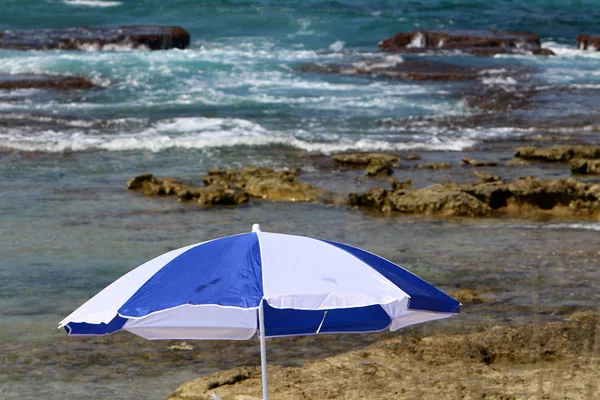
1,0,600,399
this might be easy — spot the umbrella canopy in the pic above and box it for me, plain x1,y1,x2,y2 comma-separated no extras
59,224,459,399
60,224,459,339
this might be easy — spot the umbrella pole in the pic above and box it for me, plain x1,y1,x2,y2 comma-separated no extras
258,300,269,400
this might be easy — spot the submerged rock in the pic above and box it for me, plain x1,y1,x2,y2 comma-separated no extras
301,59,483,82
350,177,600,219
0,74,96,90
577,34,600,51
126,167,323,206
461,157,498,167
0,26,190,51
333,152,399,166
379,29,554,56
515,145,600,162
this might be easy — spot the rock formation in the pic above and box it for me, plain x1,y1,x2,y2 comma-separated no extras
0,74,96,90
577,34,600,51
126,167,324,206
349,177,600,218
379,30,554,56
515,145,600,162
0,26,190,51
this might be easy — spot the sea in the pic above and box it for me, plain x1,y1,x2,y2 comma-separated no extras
1,1,599,399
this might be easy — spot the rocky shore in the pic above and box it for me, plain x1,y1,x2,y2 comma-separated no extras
0,25,190,50
169,316,599,400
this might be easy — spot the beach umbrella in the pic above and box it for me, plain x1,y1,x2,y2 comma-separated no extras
59,224,460,400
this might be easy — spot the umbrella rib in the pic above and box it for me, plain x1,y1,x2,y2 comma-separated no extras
316,310,328,334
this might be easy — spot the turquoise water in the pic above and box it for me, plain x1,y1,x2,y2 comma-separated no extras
1,1,600,399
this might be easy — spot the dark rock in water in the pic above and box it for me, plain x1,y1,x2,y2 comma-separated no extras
464,87,536,112
350,177,600,219
333,152,399,167
570,159,600,175
301,59,483,82
461,157,498,167
417,162,452,170
0,26,190,51
0,74,96,90
379,29,554,56
515,146,600,162
577,34,600,51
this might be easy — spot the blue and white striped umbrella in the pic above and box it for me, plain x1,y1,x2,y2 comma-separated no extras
59,224,459,399
60,224,459,339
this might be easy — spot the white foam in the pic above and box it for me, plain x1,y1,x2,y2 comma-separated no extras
406,32,425,48
542,41,600,59
481,76,518,86
63,0,122,7
0,115,478,154
329,41,345,52
76,43,147,52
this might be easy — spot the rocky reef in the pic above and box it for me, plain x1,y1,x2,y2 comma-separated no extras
0,74,96,90
126,167,324,206
515,145,600,162
349,177,600,218
300,58,487,82
0,26,190,51
378,29,555,56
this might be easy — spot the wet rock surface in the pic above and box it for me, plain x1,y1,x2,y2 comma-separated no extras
577,34,600,50
126,167,324,205
0,74,96,90
333,152,399,177
379,29,554,56
570,159,600,175
300,58,485,82
169,320,599,400
349,177,600,218
0,26,190,51
515,145,600,162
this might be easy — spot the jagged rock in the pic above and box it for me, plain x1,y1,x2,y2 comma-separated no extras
350,177,600,218
473,171,501,183
126,167,323,206
126,174,188,197
0,26,190,51
0,74,96,90
570,159,600,175
462,157,498,167
365,161,393,177
379,29,554,56
403,154,421,161
577,34,600,51
204,167,323,202
515,146,600,162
